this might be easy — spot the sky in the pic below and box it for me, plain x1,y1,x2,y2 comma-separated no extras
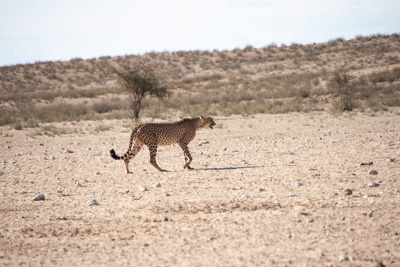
0,0,399,66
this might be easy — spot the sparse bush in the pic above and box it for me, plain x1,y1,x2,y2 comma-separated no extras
328,70,355,111
94,123,112,132
92,100,121,114
32,125,77,137
243,45,254,52
369,68,400,84
0,108,14,126
111,61,168,121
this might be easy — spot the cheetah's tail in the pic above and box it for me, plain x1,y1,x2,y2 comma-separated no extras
110,149,125,160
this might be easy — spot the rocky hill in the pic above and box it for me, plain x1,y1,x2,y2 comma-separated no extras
1,33,400,127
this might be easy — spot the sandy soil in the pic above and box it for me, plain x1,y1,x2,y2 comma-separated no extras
1,111,400,266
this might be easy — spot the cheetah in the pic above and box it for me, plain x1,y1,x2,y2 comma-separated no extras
110,116,216,173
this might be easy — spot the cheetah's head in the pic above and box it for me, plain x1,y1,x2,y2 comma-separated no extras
199,116,216,129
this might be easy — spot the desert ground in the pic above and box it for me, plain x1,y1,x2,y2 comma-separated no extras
1,111,400,266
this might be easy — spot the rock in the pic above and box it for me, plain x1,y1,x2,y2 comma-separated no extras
368,182,380,187
87,199,99,206
139,186,149,192
316,248,325,257
361,162,373,166
33,193,45,201
292,181,302,187
367,210,373,217
338,254,349,262
154,182,161,188
369,170,378,175
241,194,248,198
344,189,353,196
198,141,209,146
258,188,265,192
387,158,395,163
57,188,63,193
76,181,83,187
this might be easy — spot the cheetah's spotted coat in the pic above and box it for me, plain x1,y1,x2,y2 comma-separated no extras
110,116,216,172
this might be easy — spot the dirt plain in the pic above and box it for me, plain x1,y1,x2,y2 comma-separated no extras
1,110,400,266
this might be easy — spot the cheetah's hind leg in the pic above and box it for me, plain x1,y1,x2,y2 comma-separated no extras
148,143,167,172
124,141,144,174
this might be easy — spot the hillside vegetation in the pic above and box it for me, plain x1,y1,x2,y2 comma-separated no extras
1,33,400,128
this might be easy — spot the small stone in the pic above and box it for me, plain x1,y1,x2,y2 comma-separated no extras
338,254,349,262
375,260,386,267
51,156,56,160
292,181,302,187
241,194,248,198
153,182,161,188
67,150,74,153
369,170,378,175
258,188,265,192
368,182,380,187
33,193,45,201
387,158,395,163
367,210,373,217
57,188,63,193
139,186,149,192
344,189,353,195
198,141,209,146
76,181,83,187
316,248,325,257
87,199,99,206
361,162,373,166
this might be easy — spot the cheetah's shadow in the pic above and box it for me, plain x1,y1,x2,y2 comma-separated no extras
191,166,263,171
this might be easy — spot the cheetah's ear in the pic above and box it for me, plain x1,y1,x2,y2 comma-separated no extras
199,116,205,121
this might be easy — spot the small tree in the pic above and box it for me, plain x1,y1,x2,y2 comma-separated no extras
112,62,167,121
328,70,354,111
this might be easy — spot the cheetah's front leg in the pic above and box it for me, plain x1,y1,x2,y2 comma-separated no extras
179,142,193,170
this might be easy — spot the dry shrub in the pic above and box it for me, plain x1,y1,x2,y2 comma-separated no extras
3,100,124,126
369,68,400,84
328,70,355,111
